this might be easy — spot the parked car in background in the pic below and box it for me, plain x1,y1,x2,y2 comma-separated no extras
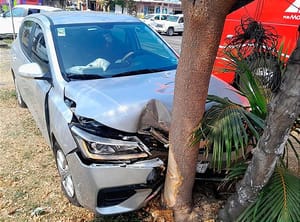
140,13,168,27
141,13,168,25
152,14,184,36
0,4,62,39
10,11,248,215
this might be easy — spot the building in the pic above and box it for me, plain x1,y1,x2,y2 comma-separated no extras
134,0,181,18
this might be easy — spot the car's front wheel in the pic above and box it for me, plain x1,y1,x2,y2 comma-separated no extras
166,27,174,36
54,143,81,206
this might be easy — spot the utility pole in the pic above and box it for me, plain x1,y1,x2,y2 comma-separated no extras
8,0,16,40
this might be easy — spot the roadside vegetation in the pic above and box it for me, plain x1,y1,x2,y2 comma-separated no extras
196,18,300,222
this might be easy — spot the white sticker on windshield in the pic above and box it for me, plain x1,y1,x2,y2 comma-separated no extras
57,28,66,37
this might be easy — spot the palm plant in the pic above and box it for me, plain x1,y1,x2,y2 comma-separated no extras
194,46,300,173
193,18,300,221
237,166,300,222
193,49,269,172
193,18,299,173
192,93,265,171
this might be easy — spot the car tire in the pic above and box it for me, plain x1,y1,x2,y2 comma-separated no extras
12,72,27,108
166,27,174,36
54,143,81,207
234,52,281,92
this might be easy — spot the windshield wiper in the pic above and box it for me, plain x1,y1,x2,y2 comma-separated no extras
67,74,105,80
112,69,168,78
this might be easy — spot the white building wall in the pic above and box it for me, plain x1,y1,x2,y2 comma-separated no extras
134,0,181,18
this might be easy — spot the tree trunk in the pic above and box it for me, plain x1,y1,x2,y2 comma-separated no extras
163,0,236,221
219,37,300,222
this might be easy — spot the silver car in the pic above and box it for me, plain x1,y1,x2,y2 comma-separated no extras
10,11,248,215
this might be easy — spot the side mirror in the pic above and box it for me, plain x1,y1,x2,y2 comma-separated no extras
18,63,50,81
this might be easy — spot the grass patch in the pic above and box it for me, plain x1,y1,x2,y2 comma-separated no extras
13,190,28,200
1,38,13,45
0,88,15,101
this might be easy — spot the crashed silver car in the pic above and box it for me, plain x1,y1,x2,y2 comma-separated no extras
10,11,248,215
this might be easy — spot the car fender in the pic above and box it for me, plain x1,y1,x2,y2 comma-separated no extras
48,87,77,154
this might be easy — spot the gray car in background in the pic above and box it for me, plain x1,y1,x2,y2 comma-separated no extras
10,11,248,215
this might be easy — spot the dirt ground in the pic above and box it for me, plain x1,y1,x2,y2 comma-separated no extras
0,44,225,222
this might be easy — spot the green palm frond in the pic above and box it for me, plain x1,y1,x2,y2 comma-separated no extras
193,95,265,171
237,166,300,222
223,50,268,119
277,41,289,74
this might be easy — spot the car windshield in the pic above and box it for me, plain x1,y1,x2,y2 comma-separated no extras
53,22,178,80
166,15,179,22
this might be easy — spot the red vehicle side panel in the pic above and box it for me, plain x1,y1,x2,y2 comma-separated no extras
214,0,300,83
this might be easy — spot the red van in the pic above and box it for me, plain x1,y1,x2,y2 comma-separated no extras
213,0,300,83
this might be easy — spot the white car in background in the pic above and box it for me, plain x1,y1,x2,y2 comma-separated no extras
140,13,168,27
152,14,184,36
0,4,62,39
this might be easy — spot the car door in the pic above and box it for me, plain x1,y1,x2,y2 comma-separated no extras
173,16,183,32
177,16,184,32
13,20,52,144
0,7,27,35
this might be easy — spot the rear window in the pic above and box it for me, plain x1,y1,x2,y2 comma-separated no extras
167,15,180,22
28,8,41,15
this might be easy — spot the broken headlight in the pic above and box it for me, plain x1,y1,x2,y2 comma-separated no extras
71,126,150,161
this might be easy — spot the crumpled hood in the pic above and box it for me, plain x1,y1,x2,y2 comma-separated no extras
65,71,249,133
65,71,175,132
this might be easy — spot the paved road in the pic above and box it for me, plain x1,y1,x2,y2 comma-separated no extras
162,35,182,54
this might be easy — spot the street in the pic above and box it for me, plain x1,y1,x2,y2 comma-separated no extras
162,35,182,54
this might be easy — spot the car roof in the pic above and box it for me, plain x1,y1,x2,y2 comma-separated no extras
30,11,141,25
14,4,62,11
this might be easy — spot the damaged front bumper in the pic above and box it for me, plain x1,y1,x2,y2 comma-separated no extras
67,125,166,215
66,151,165,215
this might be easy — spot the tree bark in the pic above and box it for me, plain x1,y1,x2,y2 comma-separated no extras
219,37,300,222
163,0,237,221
